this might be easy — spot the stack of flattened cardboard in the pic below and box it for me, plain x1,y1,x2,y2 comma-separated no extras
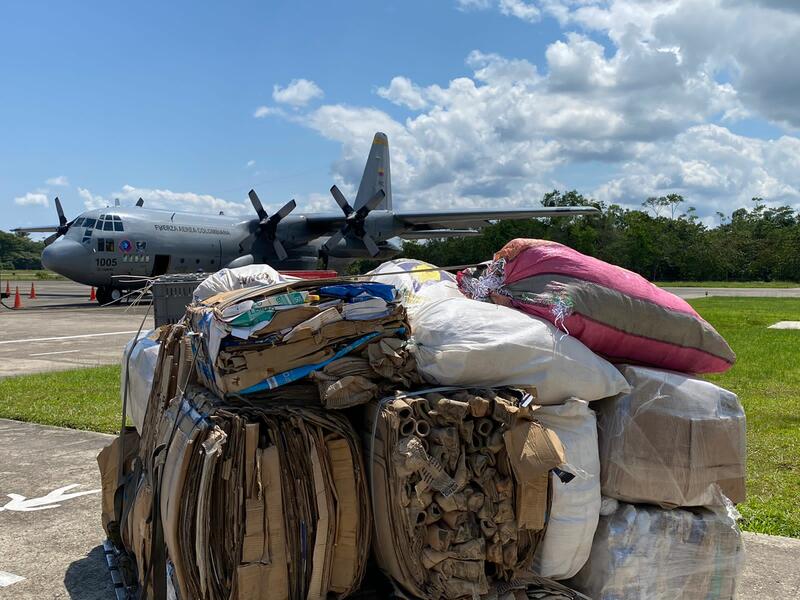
99,315,373,600
186,279,408,398
367,388,566,599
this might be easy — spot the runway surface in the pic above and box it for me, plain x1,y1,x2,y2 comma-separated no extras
0,280,154,378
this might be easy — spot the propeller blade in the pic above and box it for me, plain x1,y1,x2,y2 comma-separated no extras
361,234,380,257
136,198,144,207
54,197,67,227
248,189,268,221
43,232,60,246
330,186,353,216
323,229,346,253
273,239,288,261
275,199,296,220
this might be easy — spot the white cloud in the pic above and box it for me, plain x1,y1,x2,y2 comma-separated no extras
45,175,69,186
272,78,323,107
14,192,49,207
114,185,250,216
246,159,256,168
377,76,428,110
254,105,280,118
78,187,106,209
593,125,800,214
499,0,541,22
456,0,492,9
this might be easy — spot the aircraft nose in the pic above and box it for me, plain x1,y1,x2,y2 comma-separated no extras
41,239,88,280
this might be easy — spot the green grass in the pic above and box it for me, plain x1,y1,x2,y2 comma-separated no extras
689,297,800,538
0,269,65,281
657,280,798,288
0,365,122,433
0,297,798,537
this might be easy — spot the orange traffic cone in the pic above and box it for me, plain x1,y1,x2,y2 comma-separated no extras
29,282,36,299
13,286,22,309
90,287,96,301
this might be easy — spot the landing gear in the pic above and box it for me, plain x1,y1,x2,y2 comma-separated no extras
96,286,123,305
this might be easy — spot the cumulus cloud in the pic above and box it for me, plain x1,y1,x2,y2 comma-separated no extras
114,185,250,216
377,77,428,110
499,0,541,22
14,192,49,207
272,79,324,107
45,175,69,186
78,187,106,210
246,159,256,168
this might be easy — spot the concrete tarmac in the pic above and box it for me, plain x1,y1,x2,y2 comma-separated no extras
0,281,153,378
664,286,800,299
1,418,798,598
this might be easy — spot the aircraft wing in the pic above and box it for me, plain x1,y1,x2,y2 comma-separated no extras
12,225,60,233
395,206,601,230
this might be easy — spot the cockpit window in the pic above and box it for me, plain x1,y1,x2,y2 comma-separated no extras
103,220,114,231
73,217,84,227
95,219,103,230
114,220,123,231
84,218,96,229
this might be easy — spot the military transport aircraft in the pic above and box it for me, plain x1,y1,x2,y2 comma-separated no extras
13,132,599,304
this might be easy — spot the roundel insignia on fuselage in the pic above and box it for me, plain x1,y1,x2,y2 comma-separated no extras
119,239,133,253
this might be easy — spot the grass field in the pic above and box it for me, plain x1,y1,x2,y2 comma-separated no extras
656,280,798,288
0,269,65,281
0,296,798,537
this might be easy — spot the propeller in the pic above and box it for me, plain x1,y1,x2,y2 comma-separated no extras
43,197,74,246
322,185,385,257
247,189,296,261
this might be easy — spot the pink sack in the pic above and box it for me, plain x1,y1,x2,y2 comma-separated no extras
459,239,735,374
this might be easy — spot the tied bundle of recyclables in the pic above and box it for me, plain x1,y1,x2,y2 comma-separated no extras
103,239,746,600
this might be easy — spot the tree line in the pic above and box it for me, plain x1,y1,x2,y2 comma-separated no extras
0,230,45,270
399,191,800,282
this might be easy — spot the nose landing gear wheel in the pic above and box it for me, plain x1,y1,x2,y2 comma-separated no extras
96,286,123,305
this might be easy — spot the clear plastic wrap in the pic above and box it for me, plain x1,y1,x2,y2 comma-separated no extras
568,499,744,600
120,330,160,432
595,365,746,508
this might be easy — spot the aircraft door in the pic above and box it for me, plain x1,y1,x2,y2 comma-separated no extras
152,254,170,277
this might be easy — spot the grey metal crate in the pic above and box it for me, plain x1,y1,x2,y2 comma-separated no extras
152,273,209,327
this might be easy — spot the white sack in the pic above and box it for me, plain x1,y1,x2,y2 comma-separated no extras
409,297,630,403
531,399,600,580
193,264,294,302
569,500,744,600
367,259,462,308
121,331,160,432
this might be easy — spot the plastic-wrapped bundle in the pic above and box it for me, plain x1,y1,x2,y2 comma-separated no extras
367,259,463,308
409,297,630,404
568,500,744,599
458,239,735,374
367,388,567,600
595,365,746,508
530,400,600,580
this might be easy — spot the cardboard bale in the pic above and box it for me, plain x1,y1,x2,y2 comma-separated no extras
367,388,564,600
595,365,746,508
568,499,744,599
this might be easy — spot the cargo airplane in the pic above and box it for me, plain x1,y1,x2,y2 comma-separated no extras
13,132,598,304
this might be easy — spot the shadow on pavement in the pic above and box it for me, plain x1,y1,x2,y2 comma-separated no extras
64,544,115,600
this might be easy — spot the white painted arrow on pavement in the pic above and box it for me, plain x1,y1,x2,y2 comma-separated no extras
0,484,100,512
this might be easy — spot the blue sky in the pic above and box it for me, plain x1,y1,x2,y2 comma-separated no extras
3,0,799,234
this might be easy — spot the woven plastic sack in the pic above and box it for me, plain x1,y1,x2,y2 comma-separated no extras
531,400,600,580
409,297,629,404
459,239,735,374
368,259,462,307
120,330,160,432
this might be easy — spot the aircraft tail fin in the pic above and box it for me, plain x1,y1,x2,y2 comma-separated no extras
354,132,392,211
